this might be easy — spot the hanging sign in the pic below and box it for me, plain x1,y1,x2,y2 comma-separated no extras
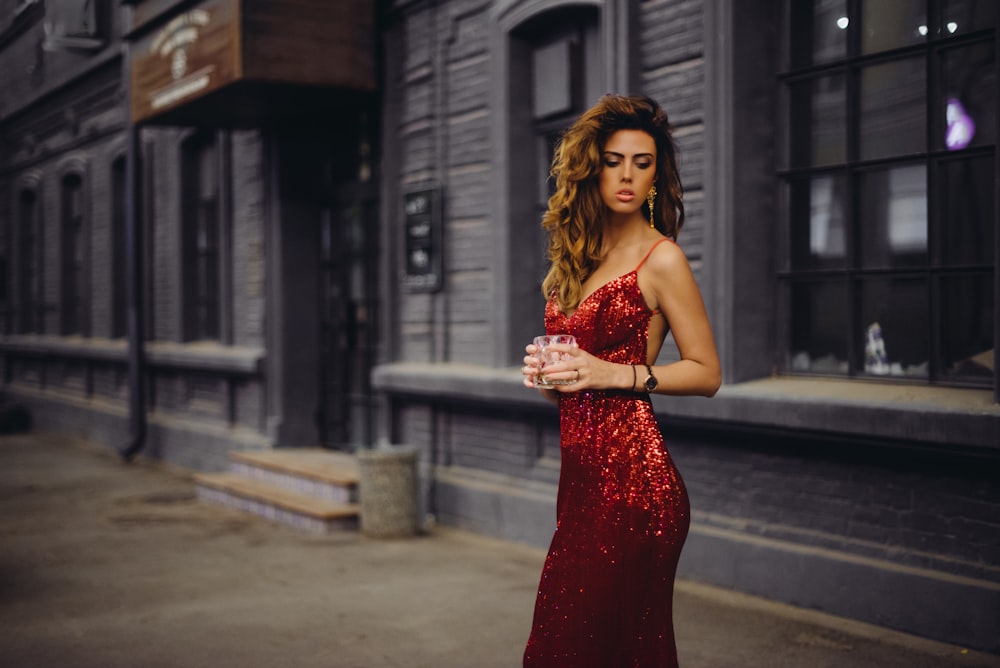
130,0,238,124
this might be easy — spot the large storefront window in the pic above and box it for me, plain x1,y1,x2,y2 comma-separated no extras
780,0,996,385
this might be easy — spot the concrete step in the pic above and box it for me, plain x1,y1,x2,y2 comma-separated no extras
195,472,359,533
228,448,359,504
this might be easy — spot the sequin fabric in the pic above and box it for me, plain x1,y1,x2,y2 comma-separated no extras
523,240,690,668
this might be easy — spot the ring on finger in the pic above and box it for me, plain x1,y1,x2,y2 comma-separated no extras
573,369,581,383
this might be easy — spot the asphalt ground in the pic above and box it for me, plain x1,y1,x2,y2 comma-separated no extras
1,432,997,668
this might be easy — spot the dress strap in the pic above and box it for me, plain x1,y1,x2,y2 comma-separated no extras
634,237,674,273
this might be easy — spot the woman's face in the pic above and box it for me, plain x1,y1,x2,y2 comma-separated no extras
599,129,657,220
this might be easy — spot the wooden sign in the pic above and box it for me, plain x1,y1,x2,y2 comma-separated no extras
130,0,237,124
128,0,375,126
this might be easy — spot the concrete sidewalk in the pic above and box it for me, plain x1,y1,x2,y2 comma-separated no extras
1,432,996,668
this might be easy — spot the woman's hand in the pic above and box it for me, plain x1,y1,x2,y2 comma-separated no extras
522,343,545,388
523,343,561,406
523,342,633,392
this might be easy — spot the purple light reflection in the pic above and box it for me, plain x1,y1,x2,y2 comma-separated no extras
945,98,975,151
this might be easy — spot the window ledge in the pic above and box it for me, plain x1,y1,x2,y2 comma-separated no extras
42,35,105,53
0,334,127,362
145,341,264,374
0,335,264,375
372,363,999,453
372,362,549,408
658,377,998,454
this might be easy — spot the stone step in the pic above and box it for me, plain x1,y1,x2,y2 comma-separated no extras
194,472,359,533
228,448,359,504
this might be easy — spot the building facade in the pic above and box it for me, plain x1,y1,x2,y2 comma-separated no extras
0,0,997,653
0,0,380,469
373,0,1000,653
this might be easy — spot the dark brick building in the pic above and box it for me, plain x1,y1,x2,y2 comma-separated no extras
1,0,997,653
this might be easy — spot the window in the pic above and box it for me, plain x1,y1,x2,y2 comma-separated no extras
181,134,221,341
60,173,88,336
42,0,106,51
111,156,127,339
506,5,602,363
780,0,996,386
16,187,41,334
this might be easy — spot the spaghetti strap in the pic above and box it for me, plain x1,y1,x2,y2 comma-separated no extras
634,237,674,273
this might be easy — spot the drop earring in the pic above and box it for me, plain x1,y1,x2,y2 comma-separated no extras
646,186,657,229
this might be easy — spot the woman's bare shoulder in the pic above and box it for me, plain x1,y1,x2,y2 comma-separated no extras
645,237,691,277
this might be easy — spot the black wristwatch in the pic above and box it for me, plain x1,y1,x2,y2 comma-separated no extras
643,364,658,392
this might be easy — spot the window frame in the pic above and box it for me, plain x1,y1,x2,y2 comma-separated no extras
41,0,109,52
179,130,231,343
489,0,633,367
111,155,127,339
14,180,43,335
59,167,90,337
777,0,998,390
501,2,604,366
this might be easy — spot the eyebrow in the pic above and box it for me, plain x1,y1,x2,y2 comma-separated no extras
603,151,655,159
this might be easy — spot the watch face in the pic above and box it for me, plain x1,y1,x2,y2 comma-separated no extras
645,373,657,392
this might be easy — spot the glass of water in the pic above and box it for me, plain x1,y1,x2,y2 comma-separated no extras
533,334,577,388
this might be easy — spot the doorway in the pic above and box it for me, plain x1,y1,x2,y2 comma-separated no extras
317,182,380,450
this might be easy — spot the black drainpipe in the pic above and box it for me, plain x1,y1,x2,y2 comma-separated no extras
120,41,146,462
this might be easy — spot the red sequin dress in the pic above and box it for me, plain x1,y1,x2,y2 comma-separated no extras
523,239,690,667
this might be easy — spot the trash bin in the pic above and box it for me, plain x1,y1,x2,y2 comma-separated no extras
356,444,419,538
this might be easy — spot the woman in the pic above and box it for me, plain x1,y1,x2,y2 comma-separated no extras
521,95,721,667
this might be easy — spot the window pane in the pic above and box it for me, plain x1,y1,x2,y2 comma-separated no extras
112,160,127,339
61,175,84,336
789,0,848,68
858,278,929,378
938,42,997,152
861,0,928,54
860,58,927,160
538,133,558,208
789,280,849,374
790,175,848,270
533,39,573,119
859,164,927,268
46,0,99,38
788,73,846,167
18,190,38,334
943,0,996,35
939,156,995,266
941,274,994,382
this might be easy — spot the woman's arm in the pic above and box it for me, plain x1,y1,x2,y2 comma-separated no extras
640,240,721,397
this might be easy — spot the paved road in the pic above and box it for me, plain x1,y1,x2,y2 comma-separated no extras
1,432,997,667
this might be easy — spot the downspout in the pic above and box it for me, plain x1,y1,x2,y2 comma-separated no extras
120,39,146,462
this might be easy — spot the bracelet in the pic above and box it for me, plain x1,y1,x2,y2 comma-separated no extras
631,364,637,391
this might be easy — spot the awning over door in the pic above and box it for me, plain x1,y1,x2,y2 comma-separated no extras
125,0,375,127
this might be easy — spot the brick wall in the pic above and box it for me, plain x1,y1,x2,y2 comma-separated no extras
670,425,1000,584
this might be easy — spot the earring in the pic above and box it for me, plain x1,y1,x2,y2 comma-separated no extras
646,186,657,229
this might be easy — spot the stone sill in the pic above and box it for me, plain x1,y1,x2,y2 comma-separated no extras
372,363,999,454
0,336,264,375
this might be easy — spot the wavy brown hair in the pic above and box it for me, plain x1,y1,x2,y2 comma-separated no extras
540,95,685,312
